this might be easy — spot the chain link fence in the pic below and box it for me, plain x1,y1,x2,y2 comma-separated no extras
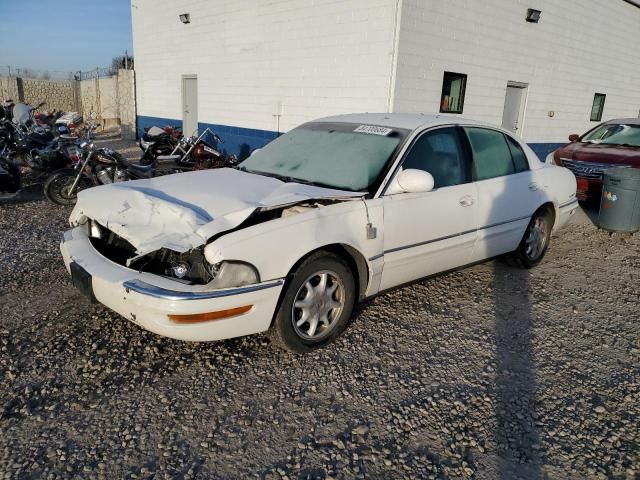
0,66,76,81
1,66,131,81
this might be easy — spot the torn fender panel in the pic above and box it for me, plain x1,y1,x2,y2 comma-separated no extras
70,168,363,255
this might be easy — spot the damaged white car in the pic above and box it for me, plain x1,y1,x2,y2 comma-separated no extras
60,113,578,352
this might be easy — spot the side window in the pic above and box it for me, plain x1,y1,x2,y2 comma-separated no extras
465,127,515,181
401,127,469,189
590,93,606,122
505,135,529,172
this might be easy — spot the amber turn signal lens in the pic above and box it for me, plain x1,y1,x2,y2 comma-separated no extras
168,305,253,323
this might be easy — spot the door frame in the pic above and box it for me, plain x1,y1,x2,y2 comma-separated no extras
181,74,198,135
502,81,529,138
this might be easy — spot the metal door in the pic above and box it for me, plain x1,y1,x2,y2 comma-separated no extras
501,82,528,136
182,75,198,135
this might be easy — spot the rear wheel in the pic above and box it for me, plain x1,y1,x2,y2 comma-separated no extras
44,171,93,206
268,252,356,353
513,208,553,268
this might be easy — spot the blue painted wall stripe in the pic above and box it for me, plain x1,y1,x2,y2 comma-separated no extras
136,115,567,160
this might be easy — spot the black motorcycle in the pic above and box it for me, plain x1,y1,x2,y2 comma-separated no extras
44,128,235,206
1,102,71,172
0,161,21,194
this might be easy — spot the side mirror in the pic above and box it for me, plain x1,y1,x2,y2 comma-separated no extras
394,169,435,194
568,134,580,142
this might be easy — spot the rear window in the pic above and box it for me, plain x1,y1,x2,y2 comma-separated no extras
506,136,529,172
465,128,515,181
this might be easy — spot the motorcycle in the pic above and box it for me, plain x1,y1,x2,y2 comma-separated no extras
44,127,236,205
138,125,183,164
0,136,21,194
0,100,15,122
1,102,72,172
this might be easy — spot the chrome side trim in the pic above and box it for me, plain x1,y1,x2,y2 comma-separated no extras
559,199,579,209
122,278,285,301
383,215,531,256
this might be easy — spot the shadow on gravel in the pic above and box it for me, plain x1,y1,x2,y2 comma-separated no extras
481,159,546,478
0,183,44,205
493,261,542,479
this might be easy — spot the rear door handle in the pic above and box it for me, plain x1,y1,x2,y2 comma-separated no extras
529,183,539,191
459,196,475,207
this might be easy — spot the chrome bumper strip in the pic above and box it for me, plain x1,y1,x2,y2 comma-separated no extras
559,199,579,209
122,278,285,301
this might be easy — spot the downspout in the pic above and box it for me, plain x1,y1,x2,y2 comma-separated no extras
386,0,402,113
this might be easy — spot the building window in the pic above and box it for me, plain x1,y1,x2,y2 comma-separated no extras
440,72,467,114
591,93,606,122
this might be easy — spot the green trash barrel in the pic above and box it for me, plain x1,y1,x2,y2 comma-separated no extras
597,167,640,233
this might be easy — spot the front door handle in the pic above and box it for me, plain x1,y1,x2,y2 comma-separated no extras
459,196,475,207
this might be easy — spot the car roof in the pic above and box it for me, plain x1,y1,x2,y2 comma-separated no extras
604,118,640,125
314,113,491,131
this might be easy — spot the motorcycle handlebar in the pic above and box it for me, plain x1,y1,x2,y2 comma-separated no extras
34,102,47,110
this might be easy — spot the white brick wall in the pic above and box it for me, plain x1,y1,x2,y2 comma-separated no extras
132,0,399,133
393,0,640,143
133,0,640,142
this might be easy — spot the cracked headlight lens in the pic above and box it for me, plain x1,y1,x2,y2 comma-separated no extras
209,261,259,289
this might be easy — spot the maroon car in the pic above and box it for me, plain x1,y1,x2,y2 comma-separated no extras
552,118,640,202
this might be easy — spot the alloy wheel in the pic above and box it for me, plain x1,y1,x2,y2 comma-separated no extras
525,216,548,261
291,270,345,341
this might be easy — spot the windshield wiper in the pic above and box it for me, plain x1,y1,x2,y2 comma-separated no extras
237,167,355,190
238,168,316,185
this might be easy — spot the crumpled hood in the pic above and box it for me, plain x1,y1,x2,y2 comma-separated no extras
70,168,362,255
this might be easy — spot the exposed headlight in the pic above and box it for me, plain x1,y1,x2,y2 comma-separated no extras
169,261,190,279
209,261,259,289
89,220,103,239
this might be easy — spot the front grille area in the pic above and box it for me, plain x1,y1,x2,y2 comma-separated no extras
89,229,137,266
560,159,612,180
89,224,212,284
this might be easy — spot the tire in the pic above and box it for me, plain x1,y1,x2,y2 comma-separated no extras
268,252,356,353
512,207,553,269
43,170,93,206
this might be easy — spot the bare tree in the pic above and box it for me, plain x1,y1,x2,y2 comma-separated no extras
111,54,134,73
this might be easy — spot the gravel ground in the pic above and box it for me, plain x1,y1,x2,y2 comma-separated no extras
0,174,638,478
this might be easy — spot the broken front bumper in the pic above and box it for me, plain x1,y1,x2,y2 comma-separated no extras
60,227,284,342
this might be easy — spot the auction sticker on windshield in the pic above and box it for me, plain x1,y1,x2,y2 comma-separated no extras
354,125,393,136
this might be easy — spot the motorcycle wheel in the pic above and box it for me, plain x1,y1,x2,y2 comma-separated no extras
43,171,93,206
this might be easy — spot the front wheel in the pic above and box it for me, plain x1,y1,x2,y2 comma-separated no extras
512,208,553,268
268,252,356,353
43,170,93,206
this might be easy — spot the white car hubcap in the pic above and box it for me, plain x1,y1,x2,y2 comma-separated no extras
292,270,345,340
525,216,548,261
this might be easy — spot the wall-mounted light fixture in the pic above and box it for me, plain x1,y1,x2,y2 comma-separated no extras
179,13,191,24
526,8,541,23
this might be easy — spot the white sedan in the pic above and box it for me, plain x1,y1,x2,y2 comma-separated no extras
60,114,577,352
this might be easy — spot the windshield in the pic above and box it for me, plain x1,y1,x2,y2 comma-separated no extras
582,123,640,147
12,103,32,125
239,123,407,191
